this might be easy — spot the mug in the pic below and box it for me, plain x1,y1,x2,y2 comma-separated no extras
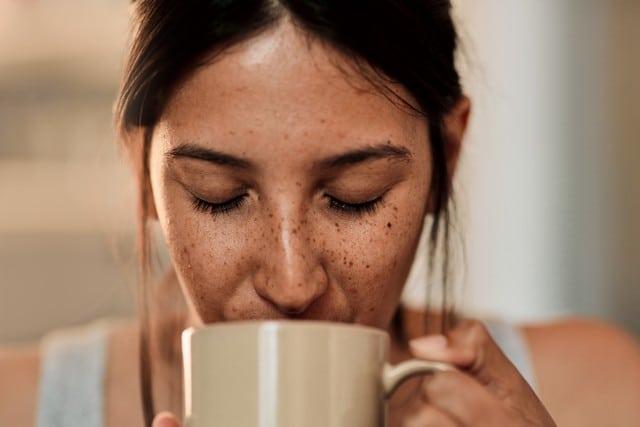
182,320,454,427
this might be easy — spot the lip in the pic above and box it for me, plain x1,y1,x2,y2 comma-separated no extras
220,301,355,324
220,309,355,323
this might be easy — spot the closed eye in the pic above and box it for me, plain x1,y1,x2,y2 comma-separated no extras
326,195,383,216
192,194,248,216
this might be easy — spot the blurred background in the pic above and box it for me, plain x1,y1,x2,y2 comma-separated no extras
1,0,639,345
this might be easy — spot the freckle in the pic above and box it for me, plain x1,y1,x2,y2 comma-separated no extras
349,261,353,267
366,265,370,269
284,133,289,140
297,282,302,288
335,223,339,227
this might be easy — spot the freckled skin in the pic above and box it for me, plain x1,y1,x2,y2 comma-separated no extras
148,22,431,331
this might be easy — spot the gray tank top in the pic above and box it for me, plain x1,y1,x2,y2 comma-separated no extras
484,318,537,392
34,318,537,427
35,320,109,427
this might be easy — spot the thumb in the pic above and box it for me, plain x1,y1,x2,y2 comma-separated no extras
409,320,525,392
152,411,182,427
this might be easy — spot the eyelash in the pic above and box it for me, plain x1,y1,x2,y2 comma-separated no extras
192,194,384,217
192,194,247,216
327,196,383,216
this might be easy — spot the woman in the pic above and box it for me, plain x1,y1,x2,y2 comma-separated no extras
2,1,640,426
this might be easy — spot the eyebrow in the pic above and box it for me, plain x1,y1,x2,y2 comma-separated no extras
167,144,253,169
166,142,412,170
315,143,412,169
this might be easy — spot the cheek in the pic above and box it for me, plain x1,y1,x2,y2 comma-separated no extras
321,200,425,325
159,203,256,322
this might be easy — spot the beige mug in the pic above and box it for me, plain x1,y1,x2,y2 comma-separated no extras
182,320,454,427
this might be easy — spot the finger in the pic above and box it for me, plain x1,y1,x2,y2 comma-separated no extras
152,411,182,427
421,370,503,426
401,404,462,427
409,320,529,396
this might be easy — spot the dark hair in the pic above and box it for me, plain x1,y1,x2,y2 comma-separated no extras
115,1,462,424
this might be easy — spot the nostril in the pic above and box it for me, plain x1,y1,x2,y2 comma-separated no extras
253,263,329,317
278,305,307,316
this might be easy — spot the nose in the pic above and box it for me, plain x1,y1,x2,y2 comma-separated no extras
253,208,328,315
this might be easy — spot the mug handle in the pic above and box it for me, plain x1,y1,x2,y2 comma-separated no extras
382,359,457,397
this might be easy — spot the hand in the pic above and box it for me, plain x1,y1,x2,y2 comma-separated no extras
403,320,556,426
152,412,181,427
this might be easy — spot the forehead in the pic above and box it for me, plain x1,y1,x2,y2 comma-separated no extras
156,21,427,160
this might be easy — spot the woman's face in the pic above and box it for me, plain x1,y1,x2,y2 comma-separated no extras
148,22,432,330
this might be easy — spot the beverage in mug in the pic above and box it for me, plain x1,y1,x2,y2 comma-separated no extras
182,321,454,427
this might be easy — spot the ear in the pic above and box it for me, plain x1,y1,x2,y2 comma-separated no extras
443,96,471,181
425,96,471,214
122,127,159,220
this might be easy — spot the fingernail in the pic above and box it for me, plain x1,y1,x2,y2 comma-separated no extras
409,334,448,353
153,412,180,427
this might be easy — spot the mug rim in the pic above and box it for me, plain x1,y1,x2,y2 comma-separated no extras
183,319,388,339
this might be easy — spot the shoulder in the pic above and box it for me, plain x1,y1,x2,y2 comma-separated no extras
104,319,144,427
522,317,640,426
0,344,40,426
0,318,141,427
